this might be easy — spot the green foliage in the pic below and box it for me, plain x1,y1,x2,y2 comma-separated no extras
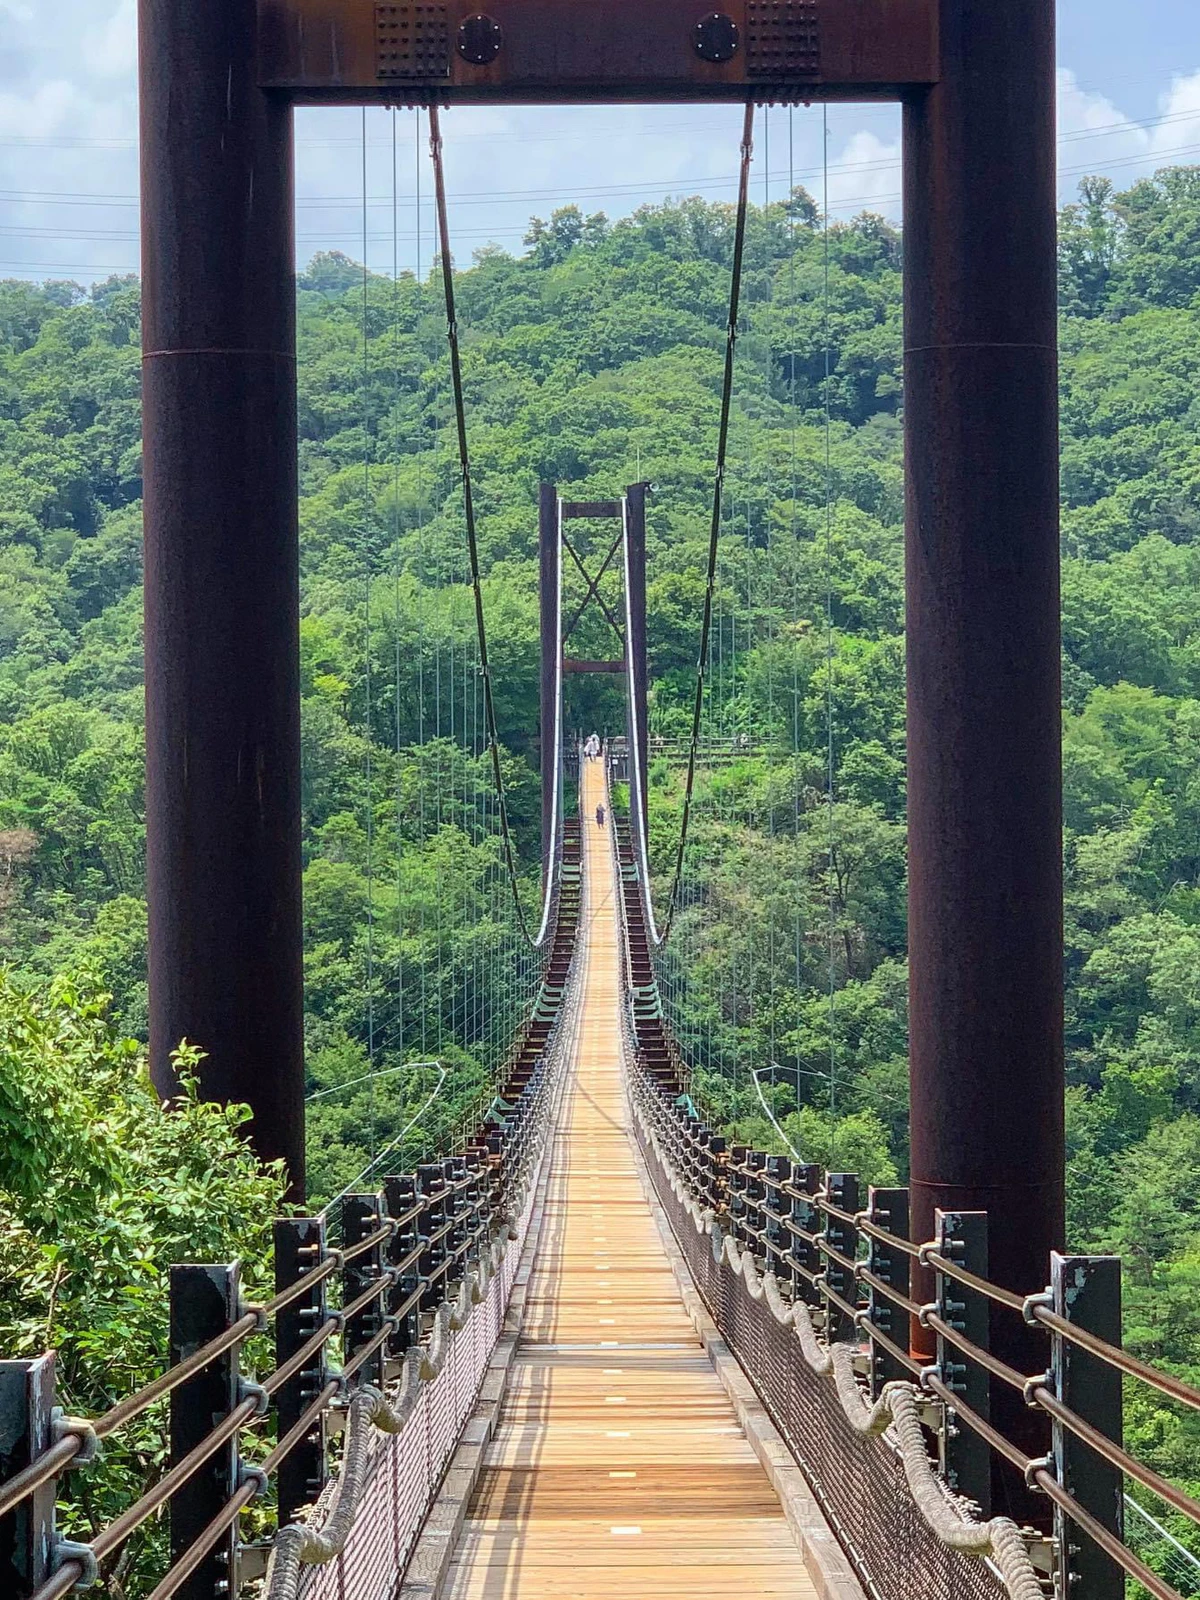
4,168,1200,1583
0,974,287,1593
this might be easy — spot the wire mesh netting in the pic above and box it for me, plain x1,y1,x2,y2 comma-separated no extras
633,1112,1010,1600
295,1177,536,1600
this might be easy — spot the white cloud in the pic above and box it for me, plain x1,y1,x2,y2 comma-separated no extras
1057,66,1200,200
84,0,137,80
825,127,901,218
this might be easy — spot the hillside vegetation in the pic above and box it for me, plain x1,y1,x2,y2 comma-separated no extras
2,167,1200,1562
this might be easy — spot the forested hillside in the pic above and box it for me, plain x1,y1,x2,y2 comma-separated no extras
4,166,1200,1558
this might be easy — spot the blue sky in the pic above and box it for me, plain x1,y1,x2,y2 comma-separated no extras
0,0,1195,283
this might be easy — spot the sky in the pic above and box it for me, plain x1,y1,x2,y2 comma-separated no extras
0,0,1197,284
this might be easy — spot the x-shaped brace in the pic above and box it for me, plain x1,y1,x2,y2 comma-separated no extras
561,529,626,648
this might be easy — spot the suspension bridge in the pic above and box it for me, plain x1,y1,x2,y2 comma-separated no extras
4,3,1198,1600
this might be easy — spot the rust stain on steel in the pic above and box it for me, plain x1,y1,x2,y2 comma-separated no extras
257,0,937,102
903,0,1062,1522
140,0,306,1197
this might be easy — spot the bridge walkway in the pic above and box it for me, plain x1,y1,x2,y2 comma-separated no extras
441,761,816,1599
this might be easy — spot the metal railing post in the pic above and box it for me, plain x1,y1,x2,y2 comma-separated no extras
706,1133,727,1217
746,1150,767,1266
790,1163,822,1307
273,1218,329,1526
822,1174,860,1342
864,1187,911,1396
445,1157,466,1289
169,1263,240,1600
931,1211,991,1517
765,1156,791,1280
417,1165,445,1320
0,1354,56,1596
384,1176,420,1364
343,1195,385,1389
729,1145,749,1249
1051,1253,1123,1600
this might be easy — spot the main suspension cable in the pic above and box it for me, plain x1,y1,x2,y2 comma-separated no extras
428,104,554,951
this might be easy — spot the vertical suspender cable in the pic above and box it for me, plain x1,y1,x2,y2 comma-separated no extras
415,113,429,1066
790,106,804,1110
822,105,839,1151
627,102,755,949
361,108,378,1161
427,104,558,953
392,109,406,1071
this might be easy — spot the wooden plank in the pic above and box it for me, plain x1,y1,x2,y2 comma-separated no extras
441,761,817,1600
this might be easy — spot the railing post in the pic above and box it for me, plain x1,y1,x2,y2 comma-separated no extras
444,1157,466,1291
343,1195,385,1389
484,1136,503,1244
273,1218,329,1527
384,1176,420,1363
417,1164,446,1319
706,1133,727,1217
932,1211,991,1517
0,1354,56,1596
765,1156,790,1280
822,1174,860,1342
746,1150,767,1265
864,1187,911,1397
1051,1253,1123,1600
728,1146,749,1250
790,1163,822,1308
170,1263,240,1600
468,1149,489,1267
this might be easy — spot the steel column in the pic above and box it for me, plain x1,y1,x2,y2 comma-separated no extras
625,481,650,837
903,0,1064,1505
539,481,560,880
139,0,304,1192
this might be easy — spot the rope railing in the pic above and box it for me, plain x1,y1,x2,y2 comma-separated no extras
0,817,585,1600
608,771,1200,1600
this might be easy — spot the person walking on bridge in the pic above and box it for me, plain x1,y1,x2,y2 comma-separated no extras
595,802,606,829
585,732,600,760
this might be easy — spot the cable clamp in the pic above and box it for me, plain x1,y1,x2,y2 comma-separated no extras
51,1410,100,1468
916,1300,938,1330
52,1539,100,1591
327,1310,347,1334
1024,1453,1055,1493
242,1301,270,1335
326,1368,350,1404
238,1459,271,1501
916,1241,940,1268
1023,1371,1053,1410
918,1363,942,1392
238,1378,271,1419
1022,1287,1054,1327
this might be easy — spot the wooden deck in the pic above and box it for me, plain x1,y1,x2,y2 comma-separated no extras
442,762,817,1600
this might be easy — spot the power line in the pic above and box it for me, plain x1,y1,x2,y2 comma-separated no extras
4,112,1200,214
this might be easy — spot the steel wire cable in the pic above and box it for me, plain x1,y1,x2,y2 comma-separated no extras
361,107,379,1163
821,104,840,1153
625,102,756,952
427,104,560,953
